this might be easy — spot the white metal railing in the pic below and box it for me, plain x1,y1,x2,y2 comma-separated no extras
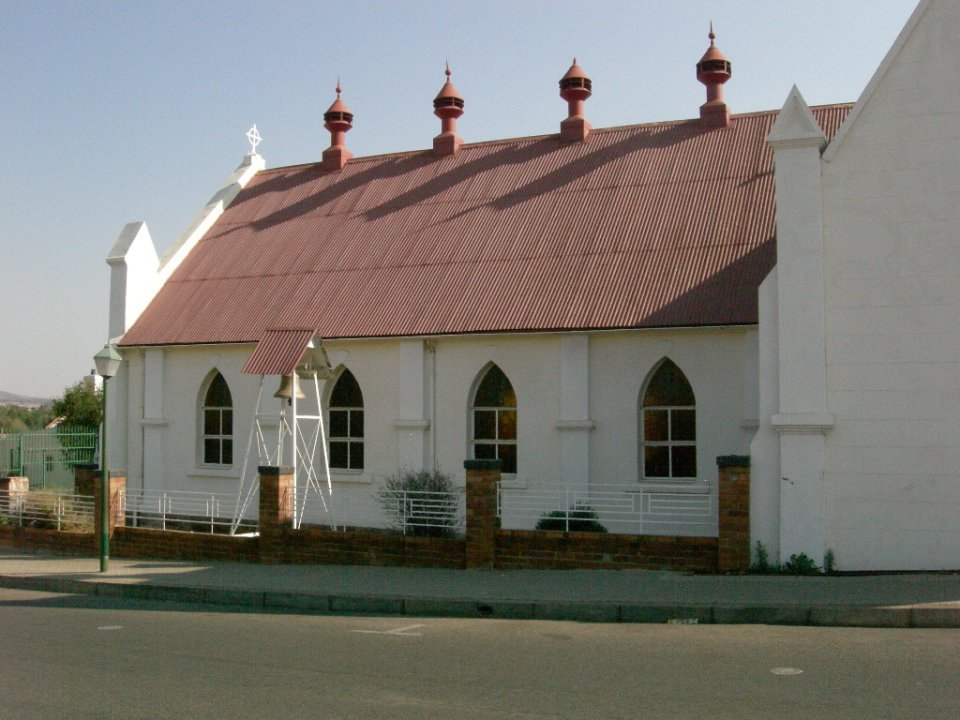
378,489,465,536
124,490,246,533
497,483,715,535
0,491,95,531
294,486,350,530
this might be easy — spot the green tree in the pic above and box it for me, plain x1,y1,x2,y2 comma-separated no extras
0,404,55,433
51,381,102,427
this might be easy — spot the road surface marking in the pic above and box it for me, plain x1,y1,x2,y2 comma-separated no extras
352,623,425,636
771,667,804,676
97,626,123,631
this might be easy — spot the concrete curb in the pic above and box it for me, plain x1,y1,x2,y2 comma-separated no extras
2,574,958,627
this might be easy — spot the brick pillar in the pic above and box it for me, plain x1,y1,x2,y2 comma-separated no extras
258,465,293,564
464,459,500,569
0,476,28,514
94,472,126,554
74,464,98,497
717,455,750,572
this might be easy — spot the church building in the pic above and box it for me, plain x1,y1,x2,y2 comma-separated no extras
105,0,960,570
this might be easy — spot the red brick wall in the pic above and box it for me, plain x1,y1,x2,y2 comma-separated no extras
465,460,499,569
258,466,294,564
495,529,718,572
111,526,258,563
3,463,734,573
2,519,721,571
73,465,98,497
276,525,465,568
0,526,95,556
717,456,751,572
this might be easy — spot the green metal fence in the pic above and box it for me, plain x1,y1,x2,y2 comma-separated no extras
0,427,98,491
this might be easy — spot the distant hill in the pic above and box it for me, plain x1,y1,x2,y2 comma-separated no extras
0,390,51,407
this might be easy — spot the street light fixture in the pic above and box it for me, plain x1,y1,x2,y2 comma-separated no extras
93,343,122,573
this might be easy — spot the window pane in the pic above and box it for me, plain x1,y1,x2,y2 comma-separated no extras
205,373,232,407
474,443,496,460
330,441,348,468
644,446,669,478
499,444,517,474
221,410,233,436
330,370,363,407
672,446,696,478
330,410,348,437
349,442,364,470
204,409,219,435
204,439,219,464
475,365,516,407
672,410,695,441
644,410,668,441
474,410,495,440
643,360,694,407
350,410,364,438
498,410,517,440
222,439,233,465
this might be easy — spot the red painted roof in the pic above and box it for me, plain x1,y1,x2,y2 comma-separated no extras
241,328,315,375
120,105,850,348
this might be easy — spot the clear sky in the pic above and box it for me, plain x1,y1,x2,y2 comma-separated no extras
1,0,919,399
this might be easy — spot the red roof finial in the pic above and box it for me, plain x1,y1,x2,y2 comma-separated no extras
559,58,592,142
322,81,353,170
433,62,465,156
696,24,732,128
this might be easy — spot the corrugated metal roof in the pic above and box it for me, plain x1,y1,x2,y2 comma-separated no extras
241,327,315,375
120,106,850,347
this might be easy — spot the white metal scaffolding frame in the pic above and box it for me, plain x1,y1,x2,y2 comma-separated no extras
231,368,334,534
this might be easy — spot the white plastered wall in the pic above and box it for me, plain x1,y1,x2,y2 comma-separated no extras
819,0,960,569
107,154,266,478
116,327,756,528
751,271,781,560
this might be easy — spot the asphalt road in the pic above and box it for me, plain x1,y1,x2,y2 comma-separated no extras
0,588,957,720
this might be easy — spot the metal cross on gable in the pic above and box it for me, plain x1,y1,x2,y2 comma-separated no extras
246,124,262,155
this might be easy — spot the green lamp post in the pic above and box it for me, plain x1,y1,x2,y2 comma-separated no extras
93,343,122,573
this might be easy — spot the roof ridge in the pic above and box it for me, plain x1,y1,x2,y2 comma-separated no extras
251,103,853,175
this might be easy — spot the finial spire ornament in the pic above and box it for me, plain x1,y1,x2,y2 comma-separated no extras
697,23,732,128
322,80,353,171
559,58,592,142
246,124,262,155
433,60,465,156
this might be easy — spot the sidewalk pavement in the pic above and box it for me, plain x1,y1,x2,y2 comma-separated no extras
1,547,959,627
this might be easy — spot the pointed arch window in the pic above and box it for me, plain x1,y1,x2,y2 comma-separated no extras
472,365,517,474
202,372,233,465
641,359,696,480
329,369,364,470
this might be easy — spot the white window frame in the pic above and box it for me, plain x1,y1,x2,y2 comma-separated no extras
640,360,697,482
200,371,233,467
328,369,364,471
471,365,517,475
